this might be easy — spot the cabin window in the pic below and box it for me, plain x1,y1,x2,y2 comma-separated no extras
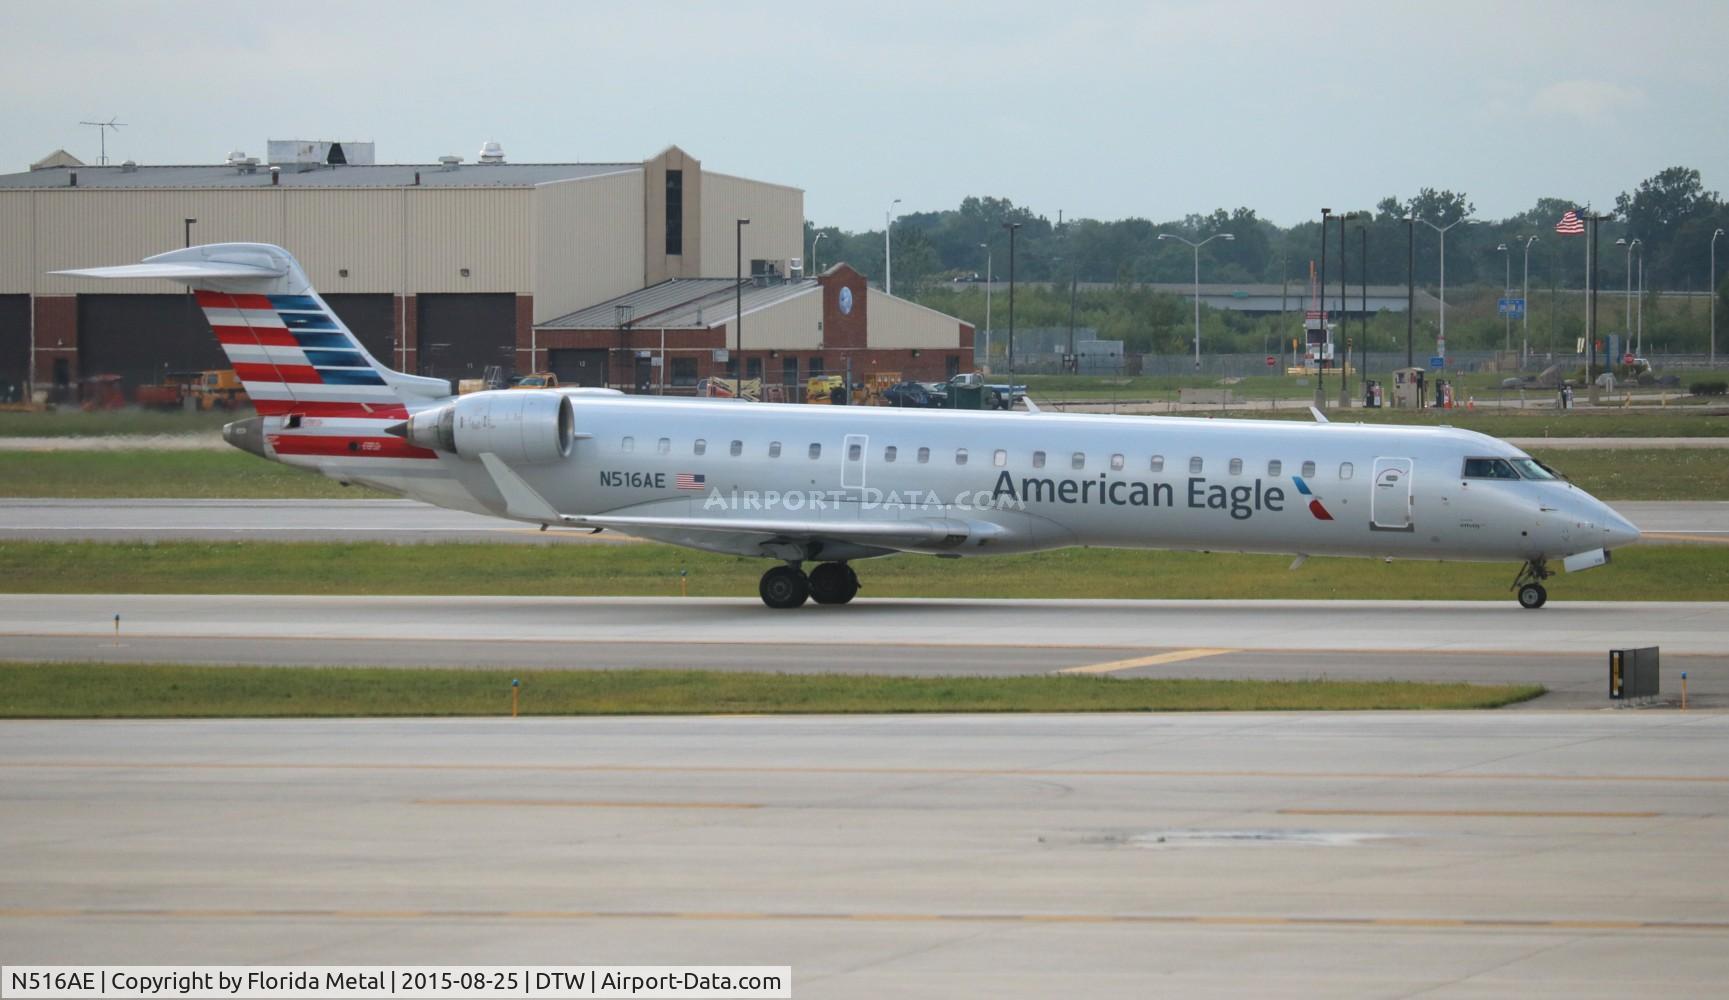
1339,462,1354,480
1267,459,1282,476
993,449,1008,467
1033,450,1046,469
956,448,969,465
809,443,822,459
1072,452,1086,470
1229,458,1243,476
849,442,862,461
1462,457,1520,480
768,441,782,458
621,436,635,452
917,447,930,464
1189,456,1203,474
729,440,742,457
693,438,706,455
657,437,670,455
1301,460,1316,478
1150,455,1164,472
1110,453,1125,471
884,445,897,462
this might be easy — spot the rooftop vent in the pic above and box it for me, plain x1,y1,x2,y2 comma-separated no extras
120,160,138,173
438,155,462,172
227,151,261,175
226,150,248,165
478,140,505,165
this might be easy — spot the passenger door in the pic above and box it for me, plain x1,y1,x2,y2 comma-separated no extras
1371,457,1414,531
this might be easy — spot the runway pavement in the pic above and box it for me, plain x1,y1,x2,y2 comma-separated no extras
5,595,1726,707
3,714,1726,996
2,497,1724,544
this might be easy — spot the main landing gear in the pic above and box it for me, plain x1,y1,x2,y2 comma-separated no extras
1511,559,1552,610
758,562,860,609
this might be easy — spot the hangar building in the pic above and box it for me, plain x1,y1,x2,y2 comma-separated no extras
0,142,972,401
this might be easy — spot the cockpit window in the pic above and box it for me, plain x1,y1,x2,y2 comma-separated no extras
1510,458,1558,481
1462,457,1520,480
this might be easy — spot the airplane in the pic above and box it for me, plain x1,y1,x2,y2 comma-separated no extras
57,243,1640,610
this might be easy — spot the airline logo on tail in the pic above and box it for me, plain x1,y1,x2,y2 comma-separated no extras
195,291,404,419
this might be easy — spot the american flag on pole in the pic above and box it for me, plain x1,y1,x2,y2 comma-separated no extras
675,472,706,490
1555,210,1585,236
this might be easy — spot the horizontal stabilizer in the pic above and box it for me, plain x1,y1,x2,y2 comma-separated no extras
53,261,286,282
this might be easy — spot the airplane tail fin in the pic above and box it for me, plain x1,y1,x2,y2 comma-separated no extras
54,243,451,462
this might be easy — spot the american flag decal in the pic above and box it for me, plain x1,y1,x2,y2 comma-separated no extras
676,473,706,490
1555,210,1585,236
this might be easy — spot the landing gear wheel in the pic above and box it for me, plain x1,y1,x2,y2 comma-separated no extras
808,562,860,605
1517,583,1548,610
759,565,810,609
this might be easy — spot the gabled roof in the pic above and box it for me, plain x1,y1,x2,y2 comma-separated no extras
540,278,820,330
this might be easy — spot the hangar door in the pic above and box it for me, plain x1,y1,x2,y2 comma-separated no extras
547,349,609,388
77,294,226,395
416,294,516,386
0,295,27,401
321,294,397,368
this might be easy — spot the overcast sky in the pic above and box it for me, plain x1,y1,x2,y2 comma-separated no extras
4,1,1723,231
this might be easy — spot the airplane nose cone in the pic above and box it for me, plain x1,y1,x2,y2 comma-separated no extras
1600,506,1641,548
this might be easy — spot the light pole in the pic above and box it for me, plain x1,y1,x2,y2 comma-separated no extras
1521,236,1538,368
978,242,993,369
1713,228,1724,368
1404,216,1416,369
735,218,750,394
1156,231,1234,371
884,198,901,295
1004,222,1022,394
1616,237,1641,343
1413,215,1477,362
1318,208,1331,404
1496,243,1510,357
809,232,826,275
1338,212,1356,406
1637,248,1644,355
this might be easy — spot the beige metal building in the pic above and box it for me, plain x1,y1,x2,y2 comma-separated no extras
0,143,814,397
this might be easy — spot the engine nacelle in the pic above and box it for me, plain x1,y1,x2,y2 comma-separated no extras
405,390,574,465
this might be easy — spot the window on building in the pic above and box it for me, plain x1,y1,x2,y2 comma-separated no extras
884,445,897,462
657,437,670,455
1339,462,1354,480
670,357,698,387
1189,456,1203,474
664,169,683,256
809,443,822,459
1072,452,1086,470
729,440,742,457
917,447,930,464
622,436,634,452
768,441,781,458
694,439,706,456
956,448,969,465
746,357,762,380
1150,455,1164,472
1301,460,1316,478
1268,460,1282,477
1229,458,1243,476
1110,454,1125,471
783,356,799,389
810,356,825,378
1033,450,1046,469
993,449,1008,467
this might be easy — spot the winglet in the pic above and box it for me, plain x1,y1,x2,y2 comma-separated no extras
1309,406,1329,424
1021,396,1041,414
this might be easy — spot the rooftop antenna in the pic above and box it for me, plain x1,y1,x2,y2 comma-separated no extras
77,117,125,165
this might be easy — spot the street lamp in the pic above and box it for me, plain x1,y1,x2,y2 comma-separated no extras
978,242,993,368
1156,231,1234,371
1520,236,1539,368
1337,212,1357,406
735,218,750,394
1496,243,1510,356
1403,216,1416,369
884,198,901,295
1003,222,1023,393
1713,228,1725,368
1412,215,1478,361
1616,237,1642,351
809,232,826,275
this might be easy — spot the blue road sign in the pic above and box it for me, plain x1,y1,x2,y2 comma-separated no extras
1497,297,1526,318
1428,356,1445,370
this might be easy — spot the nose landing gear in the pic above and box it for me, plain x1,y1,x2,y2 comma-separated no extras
1512,559,1552,609
758,561,860,608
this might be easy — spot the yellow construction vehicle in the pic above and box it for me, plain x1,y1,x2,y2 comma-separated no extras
804,374,847,404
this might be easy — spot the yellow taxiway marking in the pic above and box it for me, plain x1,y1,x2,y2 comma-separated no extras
414,798,759,810
9,761,1728,784
1059,648,1237,674
0,907,1722,934
1279,808,1662,819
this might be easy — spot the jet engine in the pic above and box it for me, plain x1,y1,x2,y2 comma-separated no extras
402,390,575,465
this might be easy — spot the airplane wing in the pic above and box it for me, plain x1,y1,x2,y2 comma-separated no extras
477,454,1001,555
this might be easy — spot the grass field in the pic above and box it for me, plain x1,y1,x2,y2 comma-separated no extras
1024,372,1729,410
0,409,240,438
3,446,1721,501
1199,408,1729,439
0,662,1544,717
1,540,1721,601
